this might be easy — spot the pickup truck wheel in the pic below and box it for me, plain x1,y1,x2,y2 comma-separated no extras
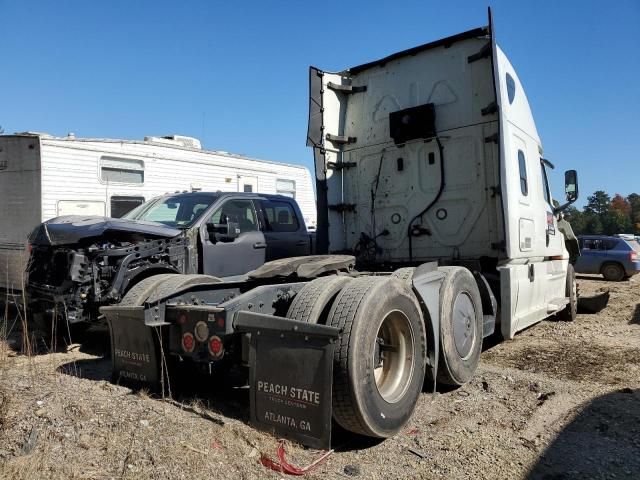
327,276,426,438
558,264,577,321
437,266,483,387
286,276,352,324
601,262,625,282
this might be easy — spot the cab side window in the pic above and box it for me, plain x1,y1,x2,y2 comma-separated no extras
518,150,528,196
209,199,258,233
260,200,300,232
540,163,551,205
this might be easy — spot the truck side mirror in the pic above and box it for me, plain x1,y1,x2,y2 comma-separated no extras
206,223,219,243
223,221,240,241
554,169,579,214
206,222,240,243
564,170,578,203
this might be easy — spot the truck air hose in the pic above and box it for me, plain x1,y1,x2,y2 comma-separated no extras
408,136,445,262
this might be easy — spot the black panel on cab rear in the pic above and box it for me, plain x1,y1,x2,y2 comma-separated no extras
389,103,436,145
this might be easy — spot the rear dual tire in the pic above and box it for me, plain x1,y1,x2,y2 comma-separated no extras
436,267,483,387
286,275,353,324
326,277,427,438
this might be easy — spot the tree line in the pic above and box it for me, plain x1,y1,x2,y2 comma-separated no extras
564,191,640,236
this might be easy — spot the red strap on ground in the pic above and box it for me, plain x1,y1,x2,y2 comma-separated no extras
259,440,333,476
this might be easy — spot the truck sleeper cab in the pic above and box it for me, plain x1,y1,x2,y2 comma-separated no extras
101,11,579,448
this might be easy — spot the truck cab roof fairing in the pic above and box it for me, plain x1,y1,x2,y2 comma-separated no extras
494,46,541,147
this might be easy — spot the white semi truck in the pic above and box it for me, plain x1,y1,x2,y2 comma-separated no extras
100,11,580,449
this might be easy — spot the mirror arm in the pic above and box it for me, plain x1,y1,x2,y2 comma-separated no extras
553,197,577,215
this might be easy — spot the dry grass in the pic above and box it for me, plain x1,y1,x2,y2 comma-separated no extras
1,276,639,479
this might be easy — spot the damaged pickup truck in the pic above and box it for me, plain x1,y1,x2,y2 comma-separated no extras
26,192,312,330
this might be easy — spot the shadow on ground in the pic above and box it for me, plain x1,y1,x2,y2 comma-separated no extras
55,340,389,452
58,353,255,425
527,389,640,479
58,356,112,381
631,304,640,325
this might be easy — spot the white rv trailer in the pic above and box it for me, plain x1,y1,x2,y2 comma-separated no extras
0,133,316,293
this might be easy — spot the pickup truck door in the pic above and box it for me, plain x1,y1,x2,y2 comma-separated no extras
257,198,310,260
199,198,266,277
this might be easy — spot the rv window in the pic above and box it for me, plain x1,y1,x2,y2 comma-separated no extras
110,196,145,218
260,200,299,232
276,179,296,198
518,150,528,196
57,200,105,216
540,162,551,205
506,73,516,104
100,157,144,184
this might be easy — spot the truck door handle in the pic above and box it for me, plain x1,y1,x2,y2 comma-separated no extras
253,242,267,249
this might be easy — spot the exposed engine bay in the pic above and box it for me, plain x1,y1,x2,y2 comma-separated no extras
26,216,187,323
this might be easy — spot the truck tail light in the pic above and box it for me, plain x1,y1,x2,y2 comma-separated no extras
208,336,224,358
630,251,637,262
182,332,195,353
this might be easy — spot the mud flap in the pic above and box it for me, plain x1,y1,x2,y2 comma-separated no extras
102,305,165,392
577,291,610,313
234,311,339,450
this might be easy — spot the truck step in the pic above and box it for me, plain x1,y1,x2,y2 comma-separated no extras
547,298,570,313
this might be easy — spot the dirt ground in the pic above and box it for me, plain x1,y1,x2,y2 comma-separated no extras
1,275,638,480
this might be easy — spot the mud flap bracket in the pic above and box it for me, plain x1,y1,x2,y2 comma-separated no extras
411,263,445,391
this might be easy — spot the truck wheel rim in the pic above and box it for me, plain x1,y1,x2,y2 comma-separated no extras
452,292,476,359
373,310,415,403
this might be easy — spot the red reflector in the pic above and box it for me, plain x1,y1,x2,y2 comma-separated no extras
182,332,195,353
631,251,637,261
178,314,188,325
208,336,224,358
216,315,225,328
27,243,33,253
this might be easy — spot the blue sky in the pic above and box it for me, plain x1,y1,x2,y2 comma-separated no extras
1,0,638,206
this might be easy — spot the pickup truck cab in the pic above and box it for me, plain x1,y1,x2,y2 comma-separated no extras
124,192,312,277
26,192,312,324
